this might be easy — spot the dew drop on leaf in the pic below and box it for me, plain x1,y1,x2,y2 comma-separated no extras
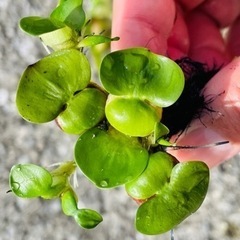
57,67,66,78
12,182,20,191
153,63,161,71
99,180,108,188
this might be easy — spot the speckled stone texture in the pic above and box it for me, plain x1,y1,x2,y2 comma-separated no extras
1,1,240,239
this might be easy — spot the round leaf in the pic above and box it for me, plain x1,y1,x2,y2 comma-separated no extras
125,152,177,200
57,88,106,134
16,49,91,123
9,164,52,198
100,48,184,107
74,209,103,229
20,16,59,36
74,127,149,188
105,96,162,137
50,0,85,30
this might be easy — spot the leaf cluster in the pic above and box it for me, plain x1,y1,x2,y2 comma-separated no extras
9,162,102,228
11,0,210,236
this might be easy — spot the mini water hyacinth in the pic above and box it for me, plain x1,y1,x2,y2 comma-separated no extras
9,162,103,229
100,48,185,137
16,49,91,123
134,160,209,235
10,0,217,237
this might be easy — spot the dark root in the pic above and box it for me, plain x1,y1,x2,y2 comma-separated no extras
161,58,221,139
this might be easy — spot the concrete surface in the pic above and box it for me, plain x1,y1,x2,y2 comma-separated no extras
1,1,240,239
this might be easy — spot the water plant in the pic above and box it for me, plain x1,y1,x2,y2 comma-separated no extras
9,0,213,236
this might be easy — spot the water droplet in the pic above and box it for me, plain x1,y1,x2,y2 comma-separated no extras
57,67,66,78
99,180,108,188
12,182,20,191
124,64,129,70
153,63,161,71
91,134,96,139
140,78,148,84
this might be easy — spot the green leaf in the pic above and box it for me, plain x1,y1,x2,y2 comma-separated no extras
136,161,209,235
19,17,59,36
169,161,210,193
74,209,103,229
61,189,103,229
16,49,91,123
9,164,52,198
74,127,149,188
125,152,176,200
40,26,78,51
58,0,68,5
78,35,119,48
105,96,162,137
50,0,85,30
56,88,107,134
100,48,184,107
157,138,173,147
153,122,169,142
61,189,78,216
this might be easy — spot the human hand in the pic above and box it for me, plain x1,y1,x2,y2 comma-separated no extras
111,0,240,167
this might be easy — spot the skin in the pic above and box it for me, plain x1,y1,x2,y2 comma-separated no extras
111,0,240,167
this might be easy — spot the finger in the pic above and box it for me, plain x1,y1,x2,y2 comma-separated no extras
186,10,231,68
111,0,176,55
167,5,190,60
168,57,240,167
200,0,240,27
176,0,205,11
226,16,240,56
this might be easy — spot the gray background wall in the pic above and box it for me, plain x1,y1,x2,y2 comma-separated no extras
1,1,240,239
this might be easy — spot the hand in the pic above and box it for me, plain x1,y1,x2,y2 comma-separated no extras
111,0,240,167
